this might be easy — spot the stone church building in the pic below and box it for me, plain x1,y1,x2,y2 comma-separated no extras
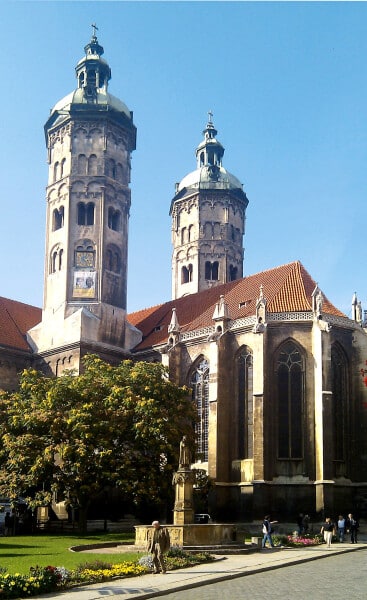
1,32,367,520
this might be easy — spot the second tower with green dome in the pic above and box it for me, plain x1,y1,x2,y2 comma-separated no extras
170,114,249,300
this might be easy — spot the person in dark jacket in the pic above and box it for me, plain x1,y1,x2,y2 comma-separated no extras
146,521,170,573
346,513,358,544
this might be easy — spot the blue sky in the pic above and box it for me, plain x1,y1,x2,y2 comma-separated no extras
1,1,366,318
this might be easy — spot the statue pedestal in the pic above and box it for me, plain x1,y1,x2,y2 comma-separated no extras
172,469,195,525
135,523,239,548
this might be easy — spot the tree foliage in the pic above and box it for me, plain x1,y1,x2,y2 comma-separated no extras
0,355,195,525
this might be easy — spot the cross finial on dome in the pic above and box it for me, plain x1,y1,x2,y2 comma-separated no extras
208,110,213,124
91,23,99,39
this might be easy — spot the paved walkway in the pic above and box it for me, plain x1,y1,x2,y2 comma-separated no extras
34,539,367,600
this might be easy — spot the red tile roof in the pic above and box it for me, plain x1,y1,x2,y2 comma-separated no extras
0,297,41,352
0,262,346,355
127,261,346,351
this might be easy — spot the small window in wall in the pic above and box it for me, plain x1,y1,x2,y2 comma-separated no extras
77,202,95,226
108,207,121,231
52,206,64,231
205,261,219,281
60,158,66,178
188,225,193,242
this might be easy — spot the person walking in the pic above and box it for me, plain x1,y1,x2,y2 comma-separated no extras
262,515,277,549
337,515,346,542
320,517,335,548
346,513,358,544
146,520,170,574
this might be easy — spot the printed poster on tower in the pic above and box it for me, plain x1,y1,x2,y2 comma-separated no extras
73,271,96,298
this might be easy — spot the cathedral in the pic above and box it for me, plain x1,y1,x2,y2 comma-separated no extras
1,32,367,521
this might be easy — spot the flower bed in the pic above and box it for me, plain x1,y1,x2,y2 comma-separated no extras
272,533,323,547
0,550,215,599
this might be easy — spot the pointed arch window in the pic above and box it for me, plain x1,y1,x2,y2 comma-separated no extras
237,347,253,459
276,341,304,459
190,359,209,462
331,344,349,461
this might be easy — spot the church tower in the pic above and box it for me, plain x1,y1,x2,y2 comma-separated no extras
170,114,249,299
28,29,141,374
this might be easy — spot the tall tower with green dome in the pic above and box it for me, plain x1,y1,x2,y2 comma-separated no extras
28,29,141,374
170,114,249,299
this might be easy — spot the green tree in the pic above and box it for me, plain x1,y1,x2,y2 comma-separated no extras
0,355,195,530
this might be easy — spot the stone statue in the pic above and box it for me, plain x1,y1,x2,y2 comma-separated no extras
179,436,191,468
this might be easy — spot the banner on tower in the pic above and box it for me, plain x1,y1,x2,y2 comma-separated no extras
73,271,96,298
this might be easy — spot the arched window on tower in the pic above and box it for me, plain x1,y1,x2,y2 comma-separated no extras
86,202,95,225
275,341,305,459
188,225,193,242
181,227,187,245
88,154,98,175
78,154,87,174
181,264,193,284
108,207,121,231
190,359,210,462
60,158,66,178
237,347,254,459
331,344,349,462
229,265,238,281
105,246,121,273
58,249,63,270
52,206,64,231
205,261,219,281
77,202,95,226
50,246,63,273
77,202,85,225
116,163,124,182
53,162,59,182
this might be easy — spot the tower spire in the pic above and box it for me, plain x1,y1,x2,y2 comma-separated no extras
196,112,224,170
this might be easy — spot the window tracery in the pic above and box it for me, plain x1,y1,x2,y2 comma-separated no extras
190,359,209,462
275,341,304,459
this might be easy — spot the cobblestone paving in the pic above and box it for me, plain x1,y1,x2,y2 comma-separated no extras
161,548,367,600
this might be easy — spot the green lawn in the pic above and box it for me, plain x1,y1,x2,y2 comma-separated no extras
0,533,142,574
